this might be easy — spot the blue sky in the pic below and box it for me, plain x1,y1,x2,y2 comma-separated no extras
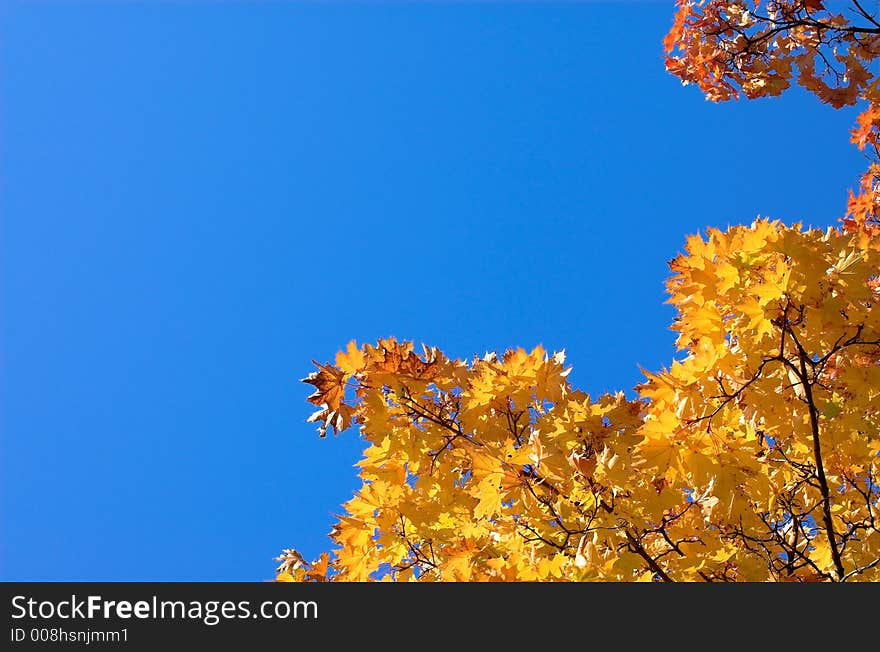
0,2,864,581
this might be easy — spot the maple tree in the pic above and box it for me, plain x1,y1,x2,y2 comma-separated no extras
275,2,880,581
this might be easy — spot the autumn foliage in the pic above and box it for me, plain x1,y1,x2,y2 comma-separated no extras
275,2,880,582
